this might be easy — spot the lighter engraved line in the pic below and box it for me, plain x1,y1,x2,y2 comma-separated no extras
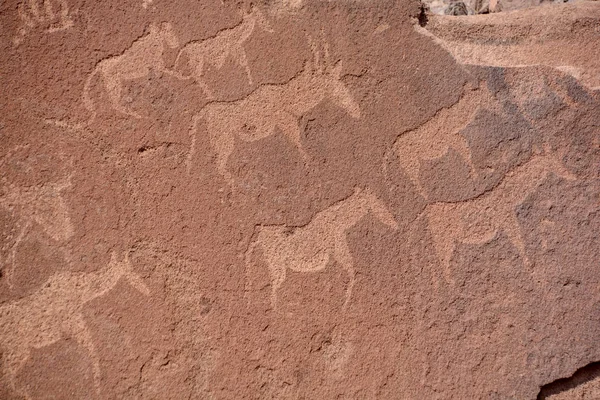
246,187,398,310
187,33,361,184
174,6,273,97
422,146,577,285
0,251,150,399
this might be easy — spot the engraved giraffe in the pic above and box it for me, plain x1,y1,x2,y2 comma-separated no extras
83,22,180,120
423,147,577,285
13,0,74,46
174,5,273,96
393,87,497,199
187,36,361,183
246,188,398,310
0,251,150,399
0,176,74,288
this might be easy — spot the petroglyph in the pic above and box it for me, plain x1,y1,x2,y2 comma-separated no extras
246,188,398,309
0,178,74,242
423,147,577,285
393,87,496,199
0,251,150,398
268,0,304,16
414,2,600,89
187,36,361,183
83,22,180,119
322,331,354,380
13,0,74,46
174,6,273,95
0,176,75,287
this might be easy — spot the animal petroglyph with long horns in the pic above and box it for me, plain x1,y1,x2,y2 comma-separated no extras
187,36,361,183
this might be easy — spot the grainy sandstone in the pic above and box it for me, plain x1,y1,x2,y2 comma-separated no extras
1,0,599,398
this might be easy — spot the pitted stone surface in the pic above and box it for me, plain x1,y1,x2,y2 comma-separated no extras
1,0,599,399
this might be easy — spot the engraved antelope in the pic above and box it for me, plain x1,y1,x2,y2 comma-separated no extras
393,88,496,199
174,5,273,96
14,0,74,46
83,22,179,119
423,148,577,285
0,177,74,288
0,252,150,398
246,188,398,310
187,37,361,183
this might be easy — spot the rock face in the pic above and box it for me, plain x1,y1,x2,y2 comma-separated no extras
0,0,599,399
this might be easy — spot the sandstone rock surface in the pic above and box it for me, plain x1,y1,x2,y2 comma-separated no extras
1,0,599,399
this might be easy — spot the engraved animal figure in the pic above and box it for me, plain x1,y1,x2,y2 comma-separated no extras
14,0,74,46
423,148,577,285
174,6,273,95
393,88,495,199
414,3,600,89
0,177,74,287
83,22,180,119
187,38,361,183
247,188,398,309
0,252,149,398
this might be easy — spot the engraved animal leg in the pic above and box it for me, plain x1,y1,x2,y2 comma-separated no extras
503,212,530,267
279,112,307,162
68,313,102,393
334,235,356,310
427,210,458,286
186,114,202,175
267,259,286,310
191,58,214,99
233,47,253,85
3,347,31,399
212,128,235,187
8,221,31,289
122,254,150,296
449,132,479,184
196,78,214,100
395,141,427,199
178,49,213,98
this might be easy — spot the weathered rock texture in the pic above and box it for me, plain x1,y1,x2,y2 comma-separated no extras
1,0,599,399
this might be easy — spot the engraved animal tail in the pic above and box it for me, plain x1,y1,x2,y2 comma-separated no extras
243,227,261,304
120,253,150,296
82,67,100,123
186,108,207,174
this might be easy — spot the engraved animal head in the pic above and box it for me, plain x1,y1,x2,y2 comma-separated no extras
304,35,361,119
